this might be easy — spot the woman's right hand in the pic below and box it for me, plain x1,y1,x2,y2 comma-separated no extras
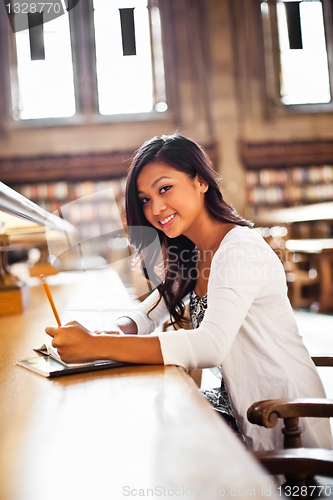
46,320,100,363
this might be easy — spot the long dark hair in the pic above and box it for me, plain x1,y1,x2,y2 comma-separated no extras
125,133,252,327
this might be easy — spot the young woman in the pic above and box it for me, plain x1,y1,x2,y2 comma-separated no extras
46,133,332,452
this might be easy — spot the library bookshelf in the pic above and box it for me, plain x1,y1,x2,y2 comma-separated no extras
0,150,132,271
240,140,333,238
246,164,333,211
8,178,127,268
240,140,333,310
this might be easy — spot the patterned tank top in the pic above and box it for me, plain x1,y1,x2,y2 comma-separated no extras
189,290,208,329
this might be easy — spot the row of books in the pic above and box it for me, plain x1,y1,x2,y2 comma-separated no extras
247,183,333,205
12,178,126,204
7,179,128,263
17,182,69,201
33,200,63,213
72,179,126,199
246,169,288,187
60,201,123,224
246,165,333,187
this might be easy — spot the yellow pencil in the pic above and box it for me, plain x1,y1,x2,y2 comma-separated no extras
40,274,62,326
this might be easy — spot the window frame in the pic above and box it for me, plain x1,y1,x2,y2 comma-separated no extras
262,0,333,113
0,0,173,128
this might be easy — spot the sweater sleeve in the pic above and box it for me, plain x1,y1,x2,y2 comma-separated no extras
158,237,284,369
119,289,170,335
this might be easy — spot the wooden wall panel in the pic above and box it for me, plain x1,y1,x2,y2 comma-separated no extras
0,144,217,183
240,139,333,168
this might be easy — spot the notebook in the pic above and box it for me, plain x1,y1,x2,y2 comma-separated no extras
17,344,129,377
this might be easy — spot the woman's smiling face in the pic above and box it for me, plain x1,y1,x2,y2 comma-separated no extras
136,161,208,239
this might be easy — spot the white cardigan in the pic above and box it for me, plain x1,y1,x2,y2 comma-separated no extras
125,226,332,451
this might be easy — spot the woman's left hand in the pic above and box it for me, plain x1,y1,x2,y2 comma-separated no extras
45,321,100,364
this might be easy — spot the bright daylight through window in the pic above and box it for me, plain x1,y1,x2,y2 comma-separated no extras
94,0,166,115
10,0,167,120
12,9,75,119
261,0,331,106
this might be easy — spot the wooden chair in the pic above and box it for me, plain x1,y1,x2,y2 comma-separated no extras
247,356,333,495
282,247,320,310
266,236,320,309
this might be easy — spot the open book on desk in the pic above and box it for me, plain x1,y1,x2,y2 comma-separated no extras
17,343,130,378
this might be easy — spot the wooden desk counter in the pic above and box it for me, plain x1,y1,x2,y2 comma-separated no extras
0,271,279,500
